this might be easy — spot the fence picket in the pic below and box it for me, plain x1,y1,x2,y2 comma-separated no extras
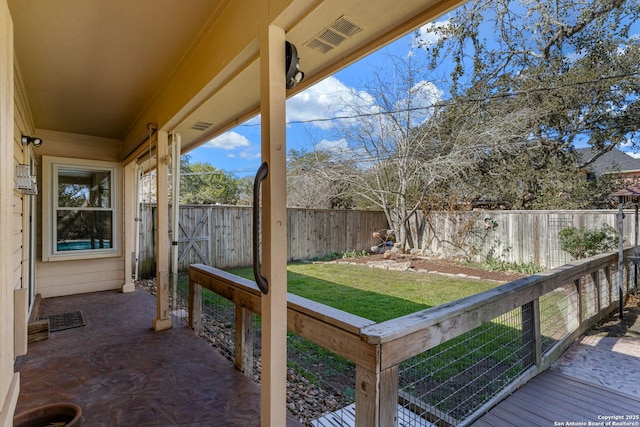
138,207,634,277
138,205,388,276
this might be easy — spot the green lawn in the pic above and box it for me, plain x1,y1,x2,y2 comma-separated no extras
228,262,501,322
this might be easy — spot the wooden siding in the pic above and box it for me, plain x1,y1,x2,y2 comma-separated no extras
139,205,387,274
13,56,33,294
1,2,19,422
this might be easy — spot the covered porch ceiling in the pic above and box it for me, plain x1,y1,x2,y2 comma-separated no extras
9,0,464,160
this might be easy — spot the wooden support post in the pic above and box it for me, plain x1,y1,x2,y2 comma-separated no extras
122,162,136,293
259,23,288,426
355,363,398,427
153,130,173,331
235,304,254,378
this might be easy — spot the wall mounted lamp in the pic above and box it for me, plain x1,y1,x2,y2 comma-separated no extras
285,41,305,89
21,134,42,147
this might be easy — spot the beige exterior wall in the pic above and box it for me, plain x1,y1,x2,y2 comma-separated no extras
12,48,35,359
0,1,20,425
34,130,125,298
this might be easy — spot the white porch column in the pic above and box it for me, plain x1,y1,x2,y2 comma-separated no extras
153,130,173,331
122,161,136,293
259,24,288,426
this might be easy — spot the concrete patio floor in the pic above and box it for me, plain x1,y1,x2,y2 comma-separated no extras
14,288,302,427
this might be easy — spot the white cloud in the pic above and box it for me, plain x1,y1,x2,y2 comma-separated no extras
205,131,250,150
316,138,349,154
412,20,450,50
286,76,376,130
402,80,443,125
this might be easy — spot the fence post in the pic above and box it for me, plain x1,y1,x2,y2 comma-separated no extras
235,304,254,378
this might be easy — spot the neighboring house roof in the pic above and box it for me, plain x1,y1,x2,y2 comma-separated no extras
576,147,640,176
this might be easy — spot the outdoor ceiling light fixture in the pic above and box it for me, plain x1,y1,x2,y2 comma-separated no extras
285,41,305,89
21,134,43,147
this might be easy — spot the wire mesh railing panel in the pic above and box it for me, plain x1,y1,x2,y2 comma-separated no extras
581,274,598,320
539,285,575,354
198,288,238,361
287,334,356,425
169,272,190,325
598,269,611,309
611,264,621,302
398,308,531,425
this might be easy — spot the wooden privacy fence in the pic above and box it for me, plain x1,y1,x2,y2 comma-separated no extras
408,209,638,268
138,205,387,275
188,247,636,426
138,206,638,276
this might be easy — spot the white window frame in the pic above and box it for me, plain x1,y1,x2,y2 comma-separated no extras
42,156,121,262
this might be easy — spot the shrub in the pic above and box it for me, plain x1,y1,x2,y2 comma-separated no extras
558,224,619,260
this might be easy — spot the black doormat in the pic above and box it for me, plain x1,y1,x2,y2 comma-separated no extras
39,311,85,332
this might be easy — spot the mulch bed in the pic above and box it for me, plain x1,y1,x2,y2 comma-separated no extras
331,253,528,282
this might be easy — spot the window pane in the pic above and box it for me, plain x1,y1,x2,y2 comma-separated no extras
56,210,113,251
58,169,111,208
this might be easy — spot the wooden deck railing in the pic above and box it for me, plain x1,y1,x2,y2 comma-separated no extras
188,247,636,426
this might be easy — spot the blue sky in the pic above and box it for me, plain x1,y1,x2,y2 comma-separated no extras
185,29,433,177
186,10,640,176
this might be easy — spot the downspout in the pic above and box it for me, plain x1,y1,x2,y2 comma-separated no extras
133,163,142,281
171,133,181,311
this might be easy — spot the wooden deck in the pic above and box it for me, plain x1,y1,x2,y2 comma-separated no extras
311,403,431,427
473,371,640,426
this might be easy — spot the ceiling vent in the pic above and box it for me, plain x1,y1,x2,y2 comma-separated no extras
305,16,364,54
191,121,213,131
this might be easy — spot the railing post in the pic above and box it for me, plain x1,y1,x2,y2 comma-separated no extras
380,365,399,426
188,279,202,333
355,363,398,427
575,278,582,326
235,304,254,378
522,299,541,367
592,271,601,312
605,265,612,306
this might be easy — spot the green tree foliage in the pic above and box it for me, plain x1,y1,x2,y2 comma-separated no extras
558,224,619,259
415,0,640,208
179,155,240,205
472,143,624,209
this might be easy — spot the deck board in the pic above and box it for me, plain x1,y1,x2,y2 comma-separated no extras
312,403,434,427
473,371,640,426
